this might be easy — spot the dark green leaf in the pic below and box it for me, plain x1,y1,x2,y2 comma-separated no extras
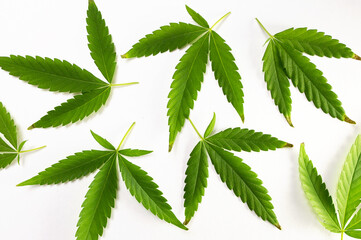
17,151,114,186
346,231,361,239
185,5,209,28
87,1,116,82
118,154,186,230
0,138,16,152
118,149,152,157
203,113,216,138
0,102,17,148
18,140,27,152
0,55,107,93
76,155,118,240
0,153,17,169
183,141,208,224
90,130,115,150
168,32,209,151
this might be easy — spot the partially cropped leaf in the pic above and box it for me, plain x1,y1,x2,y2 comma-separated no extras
0,56,107,93
257,19,358,126
206,127,290,152
0,138,15,152
185,5,209,28
205,142,279,228
87,0,116,82
76,155,118,240
30,87,111,129
262,40,292,125
123,7,243,151
203,113,216,138
347,208,361,230
0,153,17,169
118,154,186,230
0,0,137,128
337,135,361,227
209,31,244,121
183,141,208,224
91,130,115,150
19,125,185,239
118,149,152,157
168,33,209,150
0,102,17,148
298,144,340,232
17,151,115,186
122,23,207,58
275,28,354,58
346,231,361,239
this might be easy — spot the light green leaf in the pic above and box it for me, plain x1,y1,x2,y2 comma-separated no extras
337,135,361,228
122,23,207,58
205,142,280,228
90,130,115,150
87,0,116,82
0,55,107,93
0,153,18,169
276,40,350,123
185,5,209,28
346,230,361,239
17,151,115,186
203,113,216,138
262,40,292,125
206,127,291,152
275,28,354,58
167,32,209,151
0,138,16,152
18,140,27,152
346,208,361,230
183,141,208,224
0,102,17,148
118,149,152,157
30,87,111,129
209,31,244,121
118,154,186,230
76,155,118,240
298,143,340,232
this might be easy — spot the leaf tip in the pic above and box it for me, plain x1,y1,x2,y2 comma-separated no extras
183,219,190,226
344,115,356,124
240,114,245,123
27,124,35,130
352,53,361,61
168,143,174,152
285,116,294,127
121,53,129,59
284,143,293,148
275,223,282,230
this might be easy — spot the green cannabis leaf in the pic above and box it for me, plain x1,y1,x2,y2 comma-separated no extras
183,113,292,228
299,136,361,239
122,6,243,151
0,0,138,129
257,18,358,127
0,101,45,168
18,123,187,240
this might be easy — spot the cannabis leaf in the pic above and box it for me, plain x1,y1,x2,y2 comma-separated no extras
257,18,359,127
299,136,361,239
0,0,138,129
122,6,243,151
0,101,45,169
183,113,292,228
18,123,187,240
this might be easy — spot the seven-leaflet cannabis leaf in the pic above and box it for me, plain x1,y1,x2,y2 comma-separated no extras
122,6,244,151
0,101,45,168
18,123,187,240
0,0,137,129
299,136,361,239
183,113,292,228
256,19,359,126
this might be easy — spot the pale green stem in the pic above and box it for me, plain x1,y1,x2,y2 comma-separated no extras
341,231,344,240
117,122,135,151
110,82,139,87
188,118,203,140
255,18,274,39
19,145,46,154
210,12,231,30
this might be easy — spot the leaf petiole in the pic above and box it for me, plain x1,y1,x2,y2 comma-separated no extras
188,118,204,140
109,82,139,87
117,122,135,151
210,12,231,30
18,145,46,154
255,18,274,39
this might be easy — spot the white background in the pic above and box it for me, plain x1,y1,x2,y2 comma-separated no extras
0,0,360,239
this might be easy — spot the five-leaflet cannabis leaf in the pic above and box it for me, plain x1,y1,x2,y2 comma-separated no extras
183,113,292,228
18,123,187,240
0,0,138,129
256,18,359,126
299,136,361,239
0,101,45,168
122,6,244,151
